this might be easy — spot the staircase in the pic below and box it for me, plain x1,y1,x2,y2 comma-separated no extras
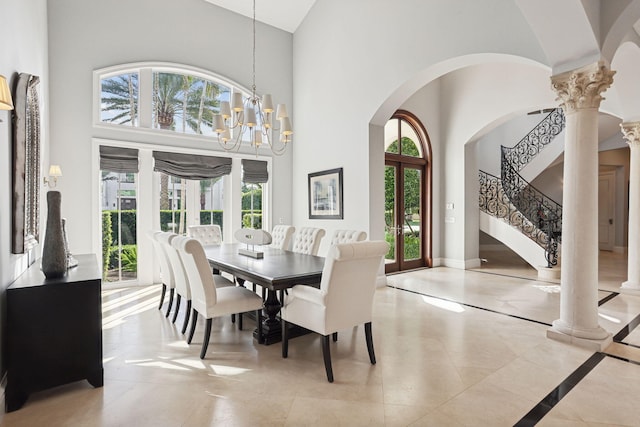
479,108,565,268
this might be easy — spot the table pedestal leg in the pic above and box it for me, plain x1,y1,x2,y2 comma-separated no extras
254,289,282,345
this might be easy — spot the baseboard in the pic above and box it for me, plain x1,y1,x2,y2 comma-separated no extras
442,257,481,270
613,246,627,254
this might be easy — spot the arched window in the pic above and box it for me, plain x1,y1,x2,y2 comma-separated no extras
93,63,272,287
384,110,432,272
95,63,251,139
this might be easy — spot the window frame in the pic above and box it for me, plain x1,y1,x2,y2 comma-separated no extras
93,62,256,143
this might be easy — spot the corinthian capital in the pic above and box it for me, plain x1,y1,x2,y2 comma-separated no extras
551,61,615,112
621,122,640,147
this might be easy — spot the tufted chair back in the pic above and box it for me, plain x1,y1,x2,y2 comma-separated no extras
270,225,295,250
187,224,222,246
329,229,367,246
291,227,326,256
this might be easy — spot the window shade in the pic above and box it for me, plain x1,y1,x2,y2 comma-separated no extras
242,159,268,183
99,146,139,173
153,151,232,180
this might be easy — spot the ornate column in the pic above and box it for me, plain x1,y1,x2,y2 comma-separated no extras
547,61,615,350
621,122,640,291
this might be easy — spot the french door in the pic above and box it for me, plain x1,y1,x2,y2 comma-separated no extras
385,159,426,273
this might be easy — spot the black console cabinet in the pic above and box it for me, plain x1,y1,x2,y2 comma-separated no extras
5,254,103,412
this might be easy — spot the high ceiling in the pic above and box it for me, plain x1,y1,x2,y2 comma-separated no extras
204,0,316,33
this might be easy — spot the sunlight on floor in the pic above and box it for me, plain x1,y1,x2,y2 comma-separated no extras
599,313,622,324
533,284,561,293
422,295,465,313
208,365,251,376
102,286,160,330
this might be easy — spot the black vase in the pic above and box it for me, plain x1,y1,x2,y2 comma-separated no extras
41,190,67,279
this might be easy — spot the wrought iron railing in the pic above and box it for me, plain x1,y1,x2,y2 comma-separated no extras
479,171,548,246
478,109,565,267
501,108,565,172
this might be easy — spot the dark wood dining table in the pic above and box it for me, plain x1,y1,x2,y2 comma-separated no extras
204,243,325,344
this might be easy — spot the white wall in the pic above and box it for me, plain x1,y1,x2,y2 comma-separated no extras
0,0,48,374
47,0,293,255
291,0,558,266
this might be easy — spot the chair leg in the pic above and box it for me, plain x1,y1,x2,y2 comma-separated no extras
187,309,198,344
231,314,236,323
165,288,174,318
158,283,166,309
332,332,338,342
365,322,376,365
172,295,182,324
238,313,243,330
200,318,213,359
281,319,289,358
322,335,334,383
181,300,192,334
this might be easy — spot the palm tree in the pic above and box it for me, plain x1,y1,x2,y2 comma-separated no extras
103,71,226,212
100,73,138,125
154,73,183,130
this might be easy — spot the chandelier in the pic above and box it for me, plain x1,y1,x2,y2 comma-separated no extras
213,0,292,155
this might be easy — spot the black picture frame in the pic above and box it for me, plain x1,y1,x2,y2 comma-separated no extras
308,167,343,219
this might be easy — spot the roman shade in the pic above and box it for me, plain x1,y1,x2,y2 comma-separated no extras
153,151,232,180
241,159,268,183
99,146,139,173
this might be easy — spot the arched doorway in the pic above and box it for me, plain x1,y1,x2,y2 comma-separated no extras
384,110,432,273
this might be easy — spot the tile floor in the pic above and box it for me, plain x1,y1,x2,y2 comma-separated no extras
1,249,640,426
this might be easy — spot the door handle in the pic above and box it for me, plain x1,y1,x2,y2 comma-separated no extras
609,219,613,225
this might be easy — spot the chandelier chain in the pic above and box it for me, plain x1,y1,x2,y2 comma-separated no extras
212,0,292,155
252,0,256,99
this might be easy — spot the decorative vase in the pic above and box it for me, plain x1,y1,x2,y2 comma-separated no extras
41,190,67,279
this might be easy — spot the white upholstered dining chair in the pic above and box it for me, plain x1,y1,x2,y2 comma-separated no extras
176,237,264,359
280,240,389,382
147,230,168,310
153,231,176,318
156,232,183,324
270,225,295,250
291,227,325,256
329,229,367,245
188,224,222,245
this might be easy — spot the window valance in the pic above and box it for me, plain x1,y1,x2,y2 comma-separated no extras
241,159,268,184
153,151,232,180
99,146,139,173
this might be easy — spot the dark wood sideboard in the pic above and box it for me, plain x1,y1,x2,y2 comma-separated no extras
5,254,103,412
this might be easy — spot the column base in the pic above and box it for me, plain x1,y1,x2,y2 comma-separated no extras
621,280,640,292
537,266,561,281
547,321,612,352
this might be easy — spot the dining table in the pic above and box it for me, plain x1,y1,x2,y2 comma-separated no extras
204,243,325,344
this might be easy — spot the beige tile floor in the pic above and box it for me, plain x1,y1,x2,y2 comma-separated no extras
1,250,640,426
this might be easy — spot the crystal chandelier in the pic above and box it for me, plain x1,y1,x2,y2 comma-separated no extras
213,0,292,155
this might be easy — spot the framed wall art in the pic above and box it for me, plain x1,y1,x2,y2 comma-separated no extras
308,167,343,219
12,73,41,254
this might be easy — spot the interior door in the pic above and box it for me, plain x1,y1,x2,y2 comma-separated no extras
598,171,615,251
385,161,424,273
